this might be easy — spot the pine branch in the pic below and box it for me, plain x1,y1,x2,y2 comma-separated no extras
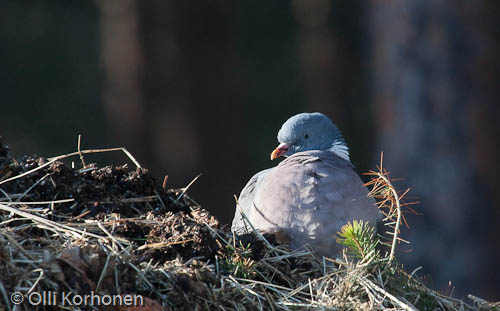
336,220,379,261
363,152,417,264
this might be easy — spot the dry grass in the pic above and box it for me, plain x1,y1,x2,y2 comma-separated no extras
0,142,498,311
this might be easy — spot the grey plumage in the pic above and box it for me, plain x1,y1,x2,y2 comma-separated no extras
231,113,381,257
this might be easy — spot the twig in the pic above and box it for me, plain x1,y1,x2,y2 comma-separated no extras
0,280,11,311
175,174,202,202
96,222,131,255
137,239,195,251
162,175,168,190
48,148,142,167
359,277,418,311
3,199,74,205
0,188,13,202
77,134,86,168
364,152,410,264
378,174,401,263
27,268,44,294
0,147,141,186
0,159,58,186
95,254,111,292
0,203,109,241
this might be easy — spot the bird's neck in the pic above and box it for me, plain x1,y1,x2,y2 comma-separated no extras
327,140,350,161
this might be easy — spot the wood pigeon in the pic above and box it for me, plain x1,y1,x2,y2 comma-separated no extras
231,112,381,257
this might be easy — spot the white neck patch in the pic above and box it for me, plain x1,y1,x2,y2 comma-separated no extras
328,140,350,161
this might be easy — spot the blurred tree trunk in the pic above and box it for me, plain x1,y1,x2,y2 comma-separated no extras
370,1,499,299
139,1,245,224
97,0,148,161
173,2,245,225
293,0,342,117
293,0,374,171
137,1,201,184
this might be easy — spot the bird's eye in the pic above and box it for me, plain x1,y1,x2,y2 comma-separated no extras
304,134,309,139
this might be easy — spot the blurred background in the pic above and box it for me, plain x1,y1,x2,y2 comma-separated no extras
0,0,498,300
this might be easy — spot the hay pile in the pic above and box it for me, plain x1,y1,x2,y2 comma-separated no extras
0,138,497,311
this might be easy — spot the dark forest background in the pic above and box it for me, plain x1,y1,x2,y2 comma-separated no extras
0,0,499,300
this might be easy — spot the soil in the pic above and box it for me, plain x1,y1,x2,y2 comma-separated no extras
0,139,221,259
0,137,257,310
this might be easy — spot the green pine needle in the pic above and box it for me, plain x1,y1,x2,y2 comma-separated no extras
336,220,379,261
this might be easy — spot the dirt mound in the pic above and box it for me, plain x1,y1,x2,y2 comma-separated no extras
0,137,497,311
0,137,230,310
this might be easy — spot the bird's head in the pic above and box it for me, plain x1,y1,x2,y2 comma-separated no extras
270,112,350,161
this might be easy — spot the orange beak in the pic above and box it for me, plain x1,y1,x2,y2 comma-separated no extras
270,143,289,160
